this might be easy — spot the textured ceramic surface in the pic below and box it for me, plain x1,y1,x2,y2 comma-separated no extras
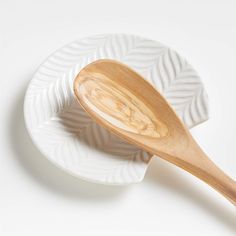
24,34,209,185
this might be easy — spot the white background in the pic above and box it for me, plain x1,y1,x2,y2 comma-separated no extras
1,0,236,235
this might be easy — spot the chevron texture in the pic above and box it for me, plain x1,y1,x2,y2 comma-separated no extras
24,34,209,184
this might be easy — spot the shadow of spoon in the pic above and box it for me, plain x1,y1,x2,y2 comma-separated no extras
146,158,236,232
8,77,127,202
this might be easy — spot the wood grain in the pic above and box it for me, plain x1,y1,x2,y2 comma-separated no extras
78,73,168,138
74,59,236,205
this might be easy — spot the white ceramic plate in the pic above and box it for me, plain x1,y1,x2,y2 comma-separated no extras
24,34,209,185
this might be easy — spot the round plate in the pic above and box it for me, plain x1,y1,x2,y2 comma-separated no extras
24,34,209,185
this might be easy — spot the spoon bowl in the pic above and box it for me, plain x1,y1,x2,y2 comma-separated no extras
74,59,236,205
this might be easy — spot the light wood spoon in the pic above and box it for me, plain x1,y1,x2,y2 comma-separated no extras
74,59,236,205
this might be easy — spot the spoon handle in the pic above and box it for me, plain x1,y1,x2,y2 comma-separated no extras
158,139,236,205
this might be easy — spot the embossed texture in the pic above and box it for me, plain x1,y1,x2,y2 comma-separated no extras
24,34,209,184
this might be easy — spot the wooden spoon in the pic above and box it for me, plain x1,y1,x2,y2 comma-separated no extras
74,59,236,205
